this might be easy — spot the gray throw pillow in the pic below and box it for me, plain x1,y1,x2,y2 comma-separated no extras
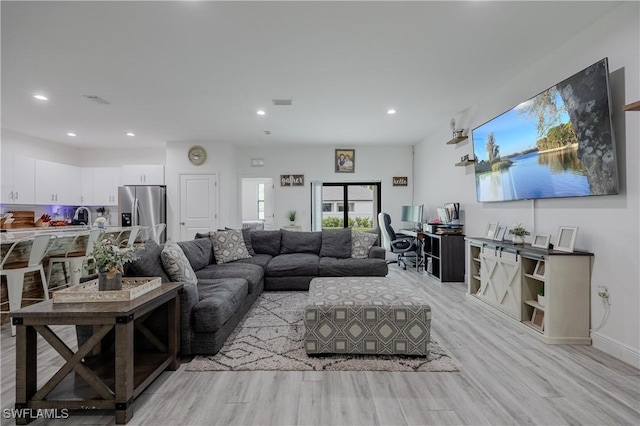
160,242,197,286
241,228,256,256
177,238,213,271
351,231,378,259
211,229,252,264
320,228,352,259
124,239,170,282
250,230,282,256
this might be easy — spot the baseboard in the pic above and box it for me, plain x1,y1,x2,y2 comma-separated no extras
591,331,640,369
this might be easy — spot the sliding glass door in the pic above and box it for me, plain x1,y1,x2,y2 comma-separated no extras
319,182,381,231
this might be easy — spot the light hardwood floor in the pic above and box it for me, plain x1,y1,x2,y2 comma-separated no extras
1,267,638,425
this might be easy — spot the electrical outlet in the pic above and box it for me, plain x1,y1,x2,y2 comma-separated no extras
597,286,609,299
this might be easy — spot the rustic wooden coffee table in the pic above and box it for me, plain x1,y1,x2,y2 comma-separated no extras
11,282,182,424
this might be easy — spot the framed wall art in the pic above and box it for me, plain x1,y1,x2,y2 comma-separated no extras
335,149,355,173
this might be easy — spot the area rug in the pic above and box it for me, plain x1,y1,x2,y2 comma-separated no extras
186,292,459,372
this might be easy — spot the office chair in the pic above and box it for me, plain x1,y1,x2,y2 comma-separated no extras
378,212,418,270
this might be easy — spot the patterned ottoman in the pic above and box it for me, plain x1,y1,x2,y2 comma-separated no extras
304,277,431,356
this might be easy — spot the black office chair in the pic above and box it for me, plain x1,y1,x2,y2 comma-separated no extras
378,212,418,270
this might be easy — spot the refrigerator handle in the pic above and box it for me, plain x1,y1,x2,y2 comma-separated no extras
133,198,140,226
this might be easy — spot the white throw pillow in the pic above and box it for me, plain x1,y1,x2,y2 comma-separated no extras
211,229,252,264
161,242,197,285
351,231,378,259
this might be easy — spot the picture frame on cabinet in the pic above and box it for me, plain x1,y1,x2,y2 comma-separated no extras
533,260,546,279
531,308,545,331
494,225,506,241
531,234,551,249
555,226,578,252
486,222,498,239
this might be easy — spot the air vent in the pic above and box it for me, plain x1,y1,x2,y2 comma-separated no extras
83,95,110,105
264,130,271,135
272,99,292,106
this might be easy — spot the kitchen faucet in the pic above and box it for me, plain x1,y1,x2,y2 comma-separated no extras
73,206,92,225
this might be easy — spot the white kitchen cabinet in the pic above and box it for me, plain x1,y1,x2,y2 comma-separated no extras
93,167,121,205
80,168,94,205
1,155,35,204
122,165,164,185
34,160,81,205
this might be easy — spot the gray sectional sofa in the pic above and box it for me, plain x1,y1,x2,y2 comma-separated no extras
125,228,388,355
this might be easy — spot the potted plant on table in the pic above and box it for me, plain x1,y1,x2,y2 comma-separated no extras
287,210,297,226
509,223,530,244
91,236,138,291
537,286,546,307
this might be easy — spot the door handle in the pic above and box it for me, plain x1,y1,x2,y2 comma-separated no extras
180,222,185,225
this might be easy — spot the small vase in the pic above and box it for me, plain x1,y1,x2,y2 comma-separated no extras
537,294,546,307
99,270,123,291
512,235,525,244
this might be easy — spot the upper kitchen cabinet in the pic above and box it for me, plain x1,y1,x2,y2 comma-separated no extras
34,160,81,205
93,167,122,206
1,155,35,204
122,165,165,185
80,168,94,205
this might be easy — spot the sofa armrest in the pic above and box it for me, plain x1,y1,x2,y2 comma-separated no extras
368,246,387,259
180,281,199,355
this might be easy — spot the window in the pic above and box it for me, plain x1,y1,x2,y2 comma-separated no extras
337,203,355,212
257,183,265,220
318,182,381,230
322,203,332,212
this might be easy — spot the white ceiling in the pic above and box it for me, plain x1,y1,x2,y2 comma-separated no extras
1,1,621,149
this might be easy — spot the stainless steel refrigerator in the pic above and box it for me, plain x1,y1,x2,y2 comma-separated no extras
118,185,167,243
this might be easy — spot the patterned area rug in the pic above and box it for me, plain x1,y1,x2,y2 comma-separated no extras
186,292,459,372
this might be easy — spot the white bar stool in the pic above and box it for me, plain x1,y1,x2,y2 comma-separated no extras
46,228,103,292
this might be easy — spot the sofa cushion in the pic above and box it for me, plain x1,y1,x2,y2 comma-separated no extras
124,239,171,283
280,230,322,255
196,263,264,294
232,253,272,270
318,257,389,277
320,228,352,259
177,238,213,271
251,230,282,256
267,253,319,277
351,231,378,259
192,278,249,333
241,228,256,256
161,242,198,286
211,229,252,264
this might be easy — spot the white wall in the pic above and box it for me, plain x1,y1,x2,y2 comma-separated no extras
414,3,640,367
235,145,415,231
2,128,83,165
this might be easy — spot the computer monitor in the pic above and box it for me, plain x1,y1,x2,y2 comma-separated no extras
400,205,423,226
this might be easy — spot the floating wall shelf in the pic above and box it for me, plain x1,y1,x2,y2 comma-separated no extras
455,159,475,167
446,136,468,145
623,100,640,111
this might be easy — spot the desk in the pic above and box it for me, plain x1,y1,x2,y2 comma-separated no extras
397,229,424,272
11,283,182,424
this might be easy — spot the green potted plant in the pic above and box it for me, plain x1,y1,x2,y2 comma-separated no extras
91,236,138,291
537,285,546,307
287,210,297,225
508,223,530,244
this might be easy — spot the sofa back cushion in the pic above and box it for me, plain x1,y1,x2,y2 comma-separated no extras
241,228,256,256
320,228,352,259
161,242,198,286
210,229,252,264
351,231,378,259
124,239,171,282
280,230,322,255
177,238,213,271
250,230,282,256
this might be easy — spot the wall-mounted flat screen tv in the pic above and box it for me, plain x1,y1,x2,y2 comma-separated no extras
472,58,618,202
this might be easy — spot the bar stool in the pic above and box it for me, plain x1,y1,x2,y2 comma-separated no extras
46,229,103,292
150,223,166,243
1,234,53,336
116,226,141,249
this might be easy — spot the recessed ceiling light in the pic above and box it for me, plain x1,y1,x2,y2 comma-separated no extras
257,110,266,116
67,132,77,137
34,94,48,101
126,132,135,137
387,109,397,115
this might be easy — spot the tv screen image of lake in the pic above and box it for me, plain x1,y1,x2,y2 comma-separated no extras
472,58,618,203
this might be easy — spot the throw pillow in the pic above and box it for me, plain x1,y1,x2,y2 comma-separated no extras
241,228,256,256
351,231,378,259
160,242,197,286
124,239,171,283
320,228,352,259
211,229,252,264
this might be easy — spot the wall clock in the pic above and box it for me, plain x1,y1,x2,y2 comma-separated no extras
188,145,207,166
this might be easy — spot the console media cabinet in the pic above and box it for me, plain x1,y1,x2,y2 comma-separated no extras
466,237,593,345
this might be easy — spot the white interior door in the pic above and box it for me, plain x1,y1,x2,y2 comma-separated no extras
180,174,218,241
263,179,275,229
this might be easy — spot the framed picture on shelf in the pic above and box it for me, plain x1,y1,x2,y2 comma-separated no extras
531,308,545,331
555,226,579,252
335,149,355,173
531,234,551,249
533,260,546,279
486,222,498,239
494,226,506,241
